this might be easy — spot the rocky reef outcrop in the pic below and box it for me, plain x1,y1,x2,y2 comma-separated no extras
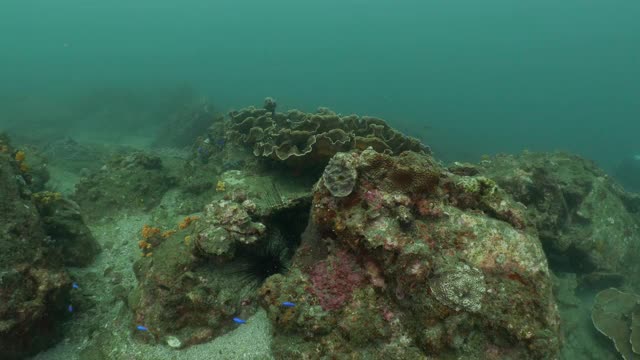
0,135,70,359
475,152,640,288
259,149,560,359
129,191,309,349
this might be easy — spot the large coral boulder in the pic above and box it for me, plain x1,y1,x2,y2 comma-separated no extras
260,149,560,359
0,135,71,360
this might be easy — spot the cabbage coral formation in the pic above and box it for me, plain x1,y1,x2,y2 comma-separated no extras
227,99,429,168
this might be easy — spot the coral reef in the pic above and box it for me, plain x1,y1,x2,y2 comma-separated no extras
227,99,429,170
591,288,640,359
259,149,560,359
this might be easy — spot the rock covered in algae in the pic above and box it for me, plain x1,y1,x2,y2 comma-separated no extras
227,99,429,169
591,288,640,360
259,148,560,359
129,193,308,350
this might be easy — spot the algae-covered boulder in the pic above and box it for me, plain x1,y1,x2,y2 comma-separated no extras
33,191,101,267
73,152,177,221
478,152,640,283
260,149,560,359
0,134,71,360
227,99,429,170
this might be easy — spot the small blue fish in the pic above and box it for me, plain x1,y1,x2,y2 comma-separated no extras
136,325,149,331
67,305,73,313
281,301,296,307
72,282,79,289
233,317,246,324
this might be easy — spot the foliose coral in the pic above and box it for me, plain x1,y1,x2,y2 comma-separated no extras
591,288,640,360
322,152,358,197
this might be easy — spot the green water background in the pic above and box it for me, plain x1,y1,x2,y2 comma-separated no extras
1,0,639,169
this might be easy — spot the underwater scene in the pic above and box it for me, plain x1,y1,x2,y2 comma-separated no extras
1,1,640,359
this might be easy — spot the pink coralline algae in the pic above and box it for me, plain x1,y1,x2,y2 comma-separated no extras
309,250,366,311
